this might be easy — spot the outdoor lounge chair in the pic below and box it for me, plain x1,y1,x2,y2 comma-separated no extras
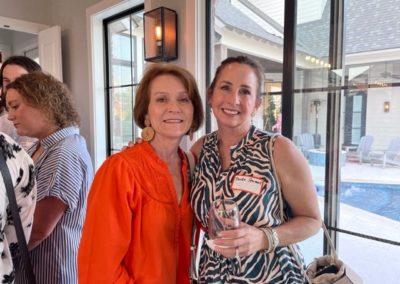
298,132,315,159
346,135,374,163
369,137,400,167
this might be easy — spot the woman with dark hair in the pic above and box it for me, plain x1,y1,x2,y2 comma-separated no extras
190,56,320,283
0,56,41,149
6,72,93,284
78,63,204,284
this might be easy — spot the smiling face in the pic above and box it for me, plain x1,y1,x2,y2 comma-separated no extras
6,88,58,139
209,62,261,133
146,74,194,143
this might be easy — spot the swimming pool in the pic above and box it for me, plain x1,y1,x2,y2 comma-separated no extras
316,182,400,221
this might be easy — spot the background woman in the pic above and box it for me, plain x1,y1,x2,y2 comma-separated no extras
6,72,93,284
0,132,36,283
78,63,203,283
0,56,40,149
190,56,321,283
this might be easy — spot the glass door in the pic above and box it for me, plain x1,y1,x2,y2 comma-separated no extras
294,1,400,283
208,0,285,133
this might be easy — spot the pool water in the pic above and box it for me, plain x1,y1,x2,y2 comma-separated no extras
316,182,400,221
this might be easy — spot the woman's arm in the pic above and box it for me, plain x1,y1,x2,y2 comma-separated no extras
28,197,67,250
4,148,37,251
212,136,320,257
272,135,321,245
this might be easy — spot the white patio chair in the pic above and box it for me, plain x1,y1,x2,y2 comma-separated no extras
369,137,400,167
346,135,374,164
298,133,315,159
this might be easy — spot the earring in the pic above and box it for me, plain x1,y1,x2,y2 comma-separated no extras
141,118,155,141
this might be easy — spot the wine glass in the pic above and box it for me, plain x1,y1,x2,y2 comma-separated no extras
207,199,241,274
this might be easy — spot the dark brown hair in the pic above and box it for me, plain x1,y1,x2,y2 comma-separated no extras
207,56,264,100
134,63,204,133
6,71,80,128
0,56,42,107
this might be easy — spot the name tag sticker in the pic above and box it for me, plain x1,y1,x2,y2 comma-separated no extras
231,175,264,195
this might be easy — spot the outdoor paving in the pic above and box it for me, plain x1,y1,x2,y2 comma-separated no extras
310,160,400,185
304,161,400,284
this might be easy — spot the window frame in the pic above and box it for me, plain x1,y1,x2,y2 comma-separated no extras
103,4,144,155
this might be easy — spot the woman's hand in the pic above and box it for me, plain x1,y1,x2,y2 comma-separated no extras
121,139,143,150
211,222,268,258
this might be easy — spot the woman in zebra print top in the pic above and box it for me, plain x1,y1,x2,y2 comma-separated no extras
190,56,321,283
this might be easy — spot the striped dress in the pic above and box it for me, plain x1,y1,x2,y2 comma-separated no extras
17,127,93,284
190,126,305,283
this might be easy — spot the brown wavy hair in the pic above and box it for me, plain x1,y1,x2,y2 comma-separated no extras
6,71,80,128
134,63,204,133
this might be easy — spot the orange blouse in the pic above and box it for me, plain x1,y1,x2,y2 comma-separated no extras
78,142,192,284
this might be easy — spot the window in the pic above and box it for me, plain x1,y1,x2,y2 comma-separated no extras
104,6,145,155
344,91,367,146
207,0,400,282
206,0,284,134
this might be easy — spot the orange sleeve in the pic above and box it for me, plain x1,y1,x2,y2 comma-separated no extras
78,154,136,284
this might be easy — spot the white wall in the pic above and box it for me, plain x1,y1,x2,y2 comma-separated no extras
48,0,103,160
0,0,103,161
0,0,51,25
366,86,400,150
1,0,204,167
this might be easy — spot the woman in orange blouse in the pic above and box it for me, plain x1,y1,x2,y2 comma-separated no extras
78,63,204,284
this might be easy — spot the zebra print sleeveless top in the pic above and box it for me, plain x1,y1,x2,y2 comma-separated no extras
191,126,305,283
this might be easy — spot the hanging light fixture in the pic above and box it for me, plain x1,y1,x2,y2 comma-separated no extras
143,7,178,62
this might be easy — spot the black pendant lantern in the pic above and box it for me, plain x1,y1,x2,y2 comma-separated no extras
144,7,178,62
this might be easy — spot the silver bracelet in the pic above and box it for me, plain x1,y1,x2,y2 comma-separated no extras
261,227,280,253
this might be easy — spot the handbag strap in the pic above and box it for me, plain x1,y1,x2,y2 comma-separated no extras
0,152,37,284
267,135,285,221
321,222,338,259
186,151,199,282
186,151,196,180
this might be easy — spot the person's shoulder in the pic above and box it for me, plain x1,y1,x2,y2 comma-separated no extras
0,131,16,144
252,128,276,143
51,131,90,158
190,133,215,159
104,143,145,167
58,131,88,149
0,132,32,160
251,130,296,155
0,132,34,177
270,134,303,163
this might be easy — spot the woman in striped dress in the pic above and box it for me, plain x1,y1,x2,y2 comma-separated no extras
6,72,93,284
190,56,321,283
